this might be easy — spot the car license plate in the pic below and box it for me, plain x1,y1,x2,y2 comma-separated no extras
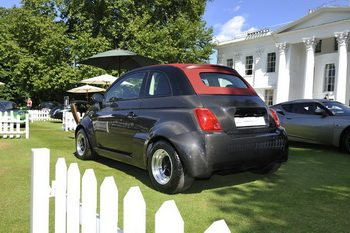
234,116,266,127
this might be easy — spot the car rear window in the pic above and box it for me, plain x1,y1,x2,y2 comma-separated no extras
200,73,248,88
176,65,257,96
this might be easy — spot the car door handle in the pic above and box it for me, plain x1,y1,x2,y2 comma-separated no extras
286,117,292,120
127,112,137,118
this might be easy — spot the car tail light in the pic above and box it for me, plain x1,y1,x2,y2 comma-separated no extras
194,108,222,131
269,108,281,127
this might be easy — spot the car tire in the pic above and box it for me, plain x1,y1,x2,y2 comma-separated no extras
341,129,350,153
147,140,194,194
251,162,281,174
75,128,96,160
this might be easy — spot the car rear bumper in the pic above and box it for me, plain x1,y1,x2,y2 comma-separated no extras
171,128,288,178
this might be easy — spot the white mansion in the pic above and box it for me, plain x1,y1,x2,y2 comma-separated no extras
215,6,350,105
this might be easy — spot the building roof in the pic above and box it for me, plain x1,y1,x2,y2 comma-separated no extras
215,6,350,47
274,6,350,34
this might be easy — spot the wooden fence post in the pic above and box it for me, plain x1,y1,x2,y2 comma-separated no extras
155,200,184,233
124,186,146,233
100,176,119,233
55,158,67,233
67,163,81,233
204,220,231,233
30,148,50,233
25,113,30,139
82,169,97,233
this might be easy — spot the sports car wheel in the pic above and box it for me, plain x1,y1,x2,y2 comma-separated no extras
148,140,194,194
341,129,350,153
75,128,96,160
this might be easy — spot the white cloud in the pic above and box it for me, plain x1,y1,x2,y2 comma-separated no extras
213,15,258,43
224,6,241,12
214,16,246,42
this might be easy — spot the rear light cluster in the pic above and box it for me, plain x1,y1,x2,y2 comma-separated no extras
269,108,282,127
194,108,281,131
194,108,222,131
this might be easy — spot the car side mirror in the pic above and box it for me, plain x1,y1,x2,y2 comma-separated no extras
315,108,328,116
92,93,104,103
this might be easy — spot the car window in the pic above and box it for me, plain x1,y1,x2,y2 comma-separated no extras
147,71,171,97
323,102,350,116
199,73,248,88
281,104,292,112
288,103,322,115
105,72,145,101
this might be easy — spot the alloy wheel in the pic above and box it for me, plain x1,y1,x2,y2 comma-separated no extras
151,149,173,185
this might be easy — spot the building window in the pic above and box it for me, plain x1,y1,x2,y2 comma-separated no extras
267,52,276,72
226,59,233,68
334,38,338,51
323,64,336,92
245,56,253,75
265,89,274,106
315,40,322,53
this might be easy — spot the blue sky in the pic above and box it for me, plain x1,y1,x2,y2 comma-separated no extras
203,0,339,42
1,0,348,62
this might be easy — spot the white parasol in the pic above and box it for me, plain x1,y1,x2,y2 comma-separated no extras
80,74,117,85
67,84,106,93
67,84,106,100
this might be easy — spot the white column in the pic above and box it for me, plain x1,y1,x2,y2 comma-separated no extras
254,48,264,87
275,42,289,103
234,51,243,71
335,31,349,104
302,37,317,99
217,53,224,66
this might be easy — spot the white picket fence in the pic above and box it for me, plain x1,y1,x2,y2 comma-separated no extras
0,111,29,139
28,110,58,122
30,148,231,233
28,109,83,131
62,111,84,131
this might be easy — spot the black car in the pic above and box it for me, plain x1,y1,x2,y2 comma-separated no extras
75,64,288,193
35,101,60,110
0,100,28,120
49,100,89,120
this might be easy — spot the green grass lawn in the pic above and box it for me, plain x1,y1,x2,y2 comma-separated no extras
1,121,350,232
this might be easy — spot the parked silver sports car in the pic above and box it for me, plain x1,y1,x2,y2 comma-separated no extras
271,99,350,153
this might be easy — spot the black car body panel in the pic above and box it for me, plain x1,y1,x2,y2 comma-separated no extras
76,64,288,191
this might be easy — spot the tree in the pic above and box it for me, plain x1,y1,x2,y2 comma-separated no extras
0,6,82,105
55,0,214,63
0,0,214,105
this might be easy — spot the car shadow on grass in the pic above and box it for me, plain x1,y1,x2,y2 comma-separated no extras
93,156,154,189
288,141,345,154
94,154,267,194
185,171,275,194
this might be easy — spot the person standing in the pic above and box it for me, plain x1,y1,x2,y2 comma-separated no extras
27,98,32,110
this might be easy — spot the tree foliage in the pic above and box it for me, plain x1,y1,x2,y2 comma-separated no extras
0,0,214,106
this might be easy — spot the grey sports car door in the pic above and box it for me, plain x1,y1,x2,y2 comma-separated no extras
282,103,334,144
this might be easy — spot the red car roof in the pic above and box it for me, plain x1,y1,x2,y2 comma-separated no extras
167,64,258,96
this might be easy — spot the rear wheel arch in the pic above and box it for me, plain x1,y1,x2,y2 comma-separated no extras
146,137,194,193
146,136,174,163
340,126,350,153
